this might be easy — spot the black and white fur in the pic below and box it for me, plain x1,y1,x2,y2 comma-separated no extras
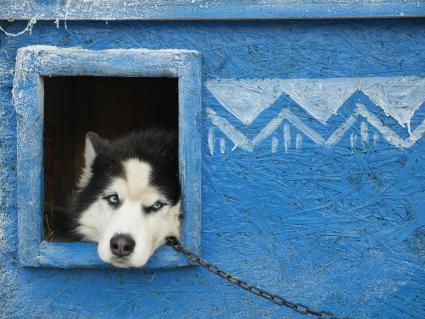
69,129,181,268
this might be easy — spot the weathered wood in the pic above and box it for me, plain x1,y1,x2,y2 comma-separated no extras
13,46,202,268
1,19,424,319
0,0,424,20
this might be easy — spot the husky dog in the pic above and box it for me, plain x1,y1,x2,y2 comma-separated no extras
69,129,181,268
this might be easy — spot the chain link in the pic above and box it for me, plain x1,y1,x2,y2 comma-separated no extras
166,237,352,319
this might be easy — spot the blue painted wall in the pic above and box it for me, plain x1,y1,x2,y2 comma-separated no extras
1,19,425,318
1,0,424,19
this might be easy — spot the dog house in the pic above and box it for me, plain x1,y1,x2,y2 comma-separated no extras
1,2,425,318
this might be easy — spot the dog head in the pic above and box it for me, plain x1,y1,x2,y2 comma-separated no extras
72,130,181,268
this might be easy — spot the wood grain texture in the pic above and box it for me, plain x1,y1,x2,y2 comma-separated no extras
0,19,425,319
0,0,424,20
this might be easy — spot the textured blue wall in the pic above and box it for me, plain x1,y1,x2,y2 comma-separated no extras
1,0,424,20
1,19,425,318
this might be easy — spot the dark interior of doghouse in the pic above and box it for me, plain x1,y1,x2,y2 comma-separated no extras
43,76,178,241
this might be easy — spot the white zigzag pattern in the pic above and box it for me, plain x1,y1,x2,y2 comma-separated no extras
206,77,425,126
207,103,425,152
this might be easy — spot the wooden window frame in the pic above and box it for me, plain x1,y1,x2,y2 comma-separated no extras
14,46,202,269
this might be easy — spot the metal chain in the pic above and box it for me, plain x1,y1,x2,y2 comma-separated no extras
166,237,352,319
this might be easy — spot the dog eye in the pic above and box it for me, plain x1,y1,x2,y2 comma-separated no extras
103,194,120,206
152,201,164,210
145,201,166,213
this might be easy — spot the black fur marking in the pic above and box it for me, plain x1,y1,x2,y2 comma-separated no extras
68,128,180,235
143,201,167,214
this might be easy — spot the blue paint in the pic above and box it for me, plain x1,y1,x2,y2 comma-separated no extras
13,46,202,268
0,18,424,319
0,0,424,20
36,242,190,269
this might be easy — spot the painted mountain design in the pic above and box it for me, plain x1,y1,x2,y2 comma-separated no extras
205,76,425,154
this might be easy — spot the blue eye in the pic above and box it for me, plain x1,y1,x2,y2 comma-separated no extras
151,201,164,210
144,201,166,213
104,194,120,206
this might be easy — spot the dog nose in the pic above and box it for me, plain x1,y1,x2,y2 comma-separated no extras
110,234,135,257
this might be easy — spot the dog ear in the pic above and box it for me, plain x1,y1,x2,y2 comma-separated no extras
78,132,107,188
85,132,107,162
